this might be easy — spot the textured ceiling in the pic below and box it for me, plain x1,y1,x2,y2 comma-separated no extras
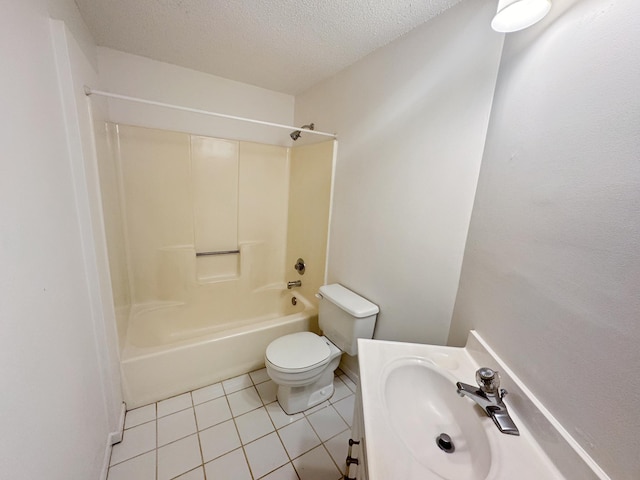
75,0,464,94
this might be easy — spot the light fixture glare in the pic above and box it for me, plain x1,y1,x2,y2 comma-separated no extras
491,0,552,33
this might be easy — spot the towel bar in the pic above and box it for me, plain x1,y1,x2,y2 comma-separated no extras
195,250,240,256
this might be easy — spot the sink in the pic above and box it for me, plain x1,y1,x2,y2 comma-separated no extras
382,357,492,480
356,337,569,480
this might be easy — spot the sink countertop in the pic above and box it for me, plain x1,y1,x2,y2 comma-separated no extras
357,338,565,480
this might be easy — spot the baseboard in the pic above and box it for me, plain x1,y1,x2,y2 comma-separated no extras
111,402,127,444
338,358,359,384
100,402,126,480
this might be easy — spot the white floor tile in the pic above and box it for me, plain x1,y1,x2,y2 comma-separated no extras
265,401,303,429
199,419,241,462
124,404,156,429
303,400,330,416
157,393,192,418
204,448,252,480
194,396,232,430
332,394,355,426
256,380,278,404
249,367,270,385
307,405,348,442
157,408,197,447
157,434,202,480
260,462,299,480
174,467,205,480
235,407,275,444
292,445,341,480
110,370,358,480
222,374,252,394
191,382,224,405
324,429,351,474
278,418,321,460
107,450,155,480
244,432,289,479
110,421,156,465
227,386,263,416
330,376,352,403
338,374,357,392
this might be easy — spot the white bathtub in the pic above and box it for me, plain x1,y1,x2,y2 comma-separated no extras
120,289,316,408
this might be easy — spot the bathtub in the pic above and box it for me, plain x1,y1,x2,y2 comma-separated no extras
120,289,317,408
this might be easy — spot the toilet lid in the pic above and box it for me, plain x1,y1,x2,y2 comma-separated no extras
266,332,331,371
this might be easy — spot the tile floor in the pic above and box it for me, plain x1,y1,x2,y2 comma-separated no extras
107,368,358,480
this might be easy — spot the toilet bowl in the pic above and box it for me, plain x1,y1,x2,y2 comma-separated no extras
265,284,379,414
265,332,342,414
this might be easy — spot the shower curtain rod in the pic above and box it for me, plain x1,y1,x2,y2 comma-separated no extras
84,87,336,138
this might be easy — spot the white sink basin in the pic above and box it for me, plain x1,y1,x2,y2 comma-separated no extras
382,357,491,479
357,338,567,480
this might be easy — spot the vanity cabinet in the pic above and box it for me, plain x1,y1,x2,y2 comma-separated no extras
348,386,368,480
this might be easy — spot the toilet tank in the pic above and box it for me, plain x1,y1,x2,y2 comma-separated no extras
318,284,379,356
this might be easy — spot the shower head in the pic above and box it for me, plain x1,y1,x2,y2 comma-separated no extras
290,123,315,141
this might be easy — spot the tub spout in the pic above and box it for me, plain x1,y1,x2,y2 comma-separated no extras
287,280,302,289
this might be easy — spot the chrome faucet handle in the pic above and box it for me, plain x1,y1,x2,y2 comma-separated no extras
475,367,500,395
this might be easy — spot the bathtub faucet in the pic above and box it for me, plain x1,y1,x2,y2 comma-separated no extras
287,280,302,289
456,367,519,436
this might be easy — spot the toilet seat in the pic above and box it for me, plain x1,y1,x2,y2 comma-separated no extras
265,332,331,373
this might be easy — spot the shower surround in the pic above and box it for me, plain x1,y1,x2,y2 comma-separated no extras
97,123,333,407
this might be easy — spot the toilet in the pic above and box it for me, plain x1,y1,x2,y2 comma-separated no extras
265,283,379,414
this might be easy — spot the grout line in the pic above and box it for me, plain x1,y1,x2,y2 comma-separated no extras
155,401,158,480
229,399,253,478
338,373,357,393
274,422,295,464
332,394,355,427
109,448,156,468
222,383,256,479
290,461,302,480
237,368,288,478
156,405,193,419
304,413,331,452
124,417,156,430
274,415,324,464
256,460,299,480
320,442,345,478
324,428,352,475
254,461,286,479
116,368,351,480
158,429,201,449
190,392,207,480
238,445,255,480
169,465,202,480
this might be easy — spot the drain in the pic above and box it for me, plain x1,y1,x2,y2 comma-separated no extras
291,296,298,306
436,433,455,453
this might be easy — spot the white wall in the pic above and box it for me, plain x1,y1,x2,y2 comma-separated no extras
97,48,295,146
51,19,124,435
0,2,121,479
46,0,97,67
294,0,503,345
450,0,640,478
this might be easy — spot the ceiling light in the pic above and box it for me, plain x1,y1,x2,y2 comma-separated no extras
491,0,552,33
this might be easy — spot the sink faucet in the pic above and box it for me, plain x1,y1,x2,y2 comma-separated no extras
287,280,302,289
456,367,520,436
